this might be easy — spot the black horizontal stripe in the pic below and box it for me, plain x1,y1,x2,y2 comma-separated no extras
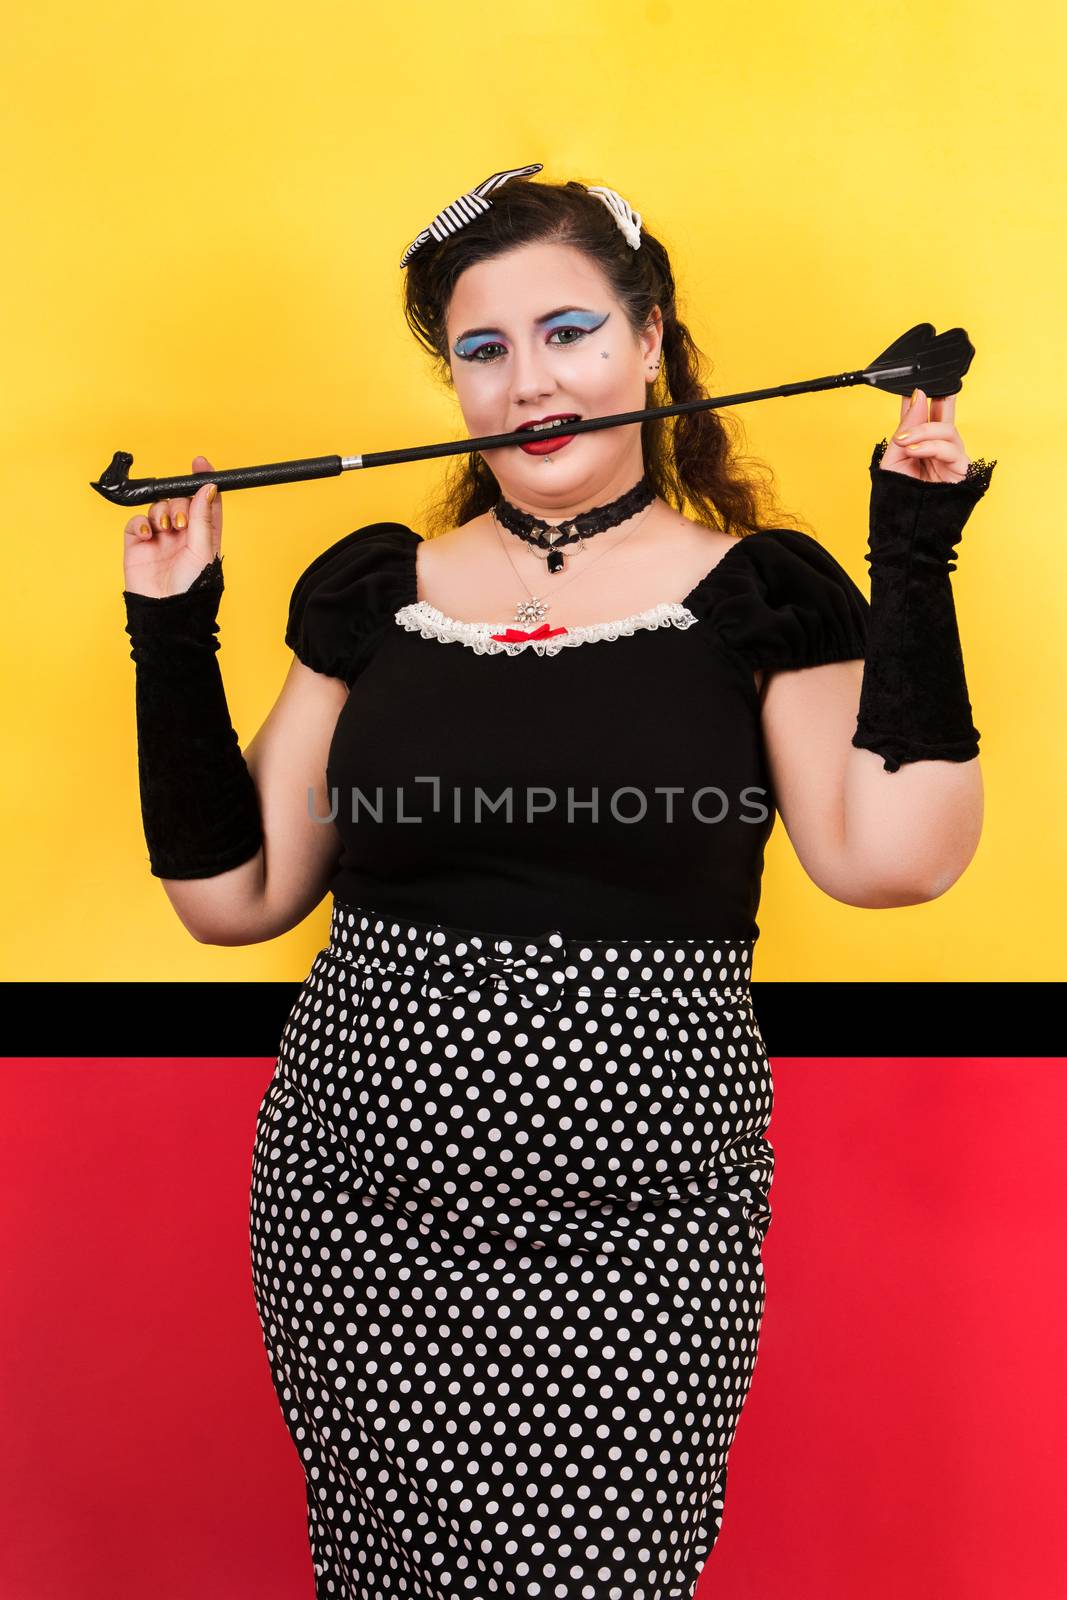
0,983,1058,1059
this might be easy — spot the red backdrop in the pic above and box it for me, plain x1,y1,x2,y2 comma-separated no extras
2,1059,1064,1600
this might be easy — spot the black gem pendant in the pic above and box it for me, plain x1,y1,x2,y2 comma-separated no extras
547,549,566,574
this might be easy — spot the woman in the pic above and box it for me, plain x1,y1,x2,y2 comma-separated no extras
121,166,995,1599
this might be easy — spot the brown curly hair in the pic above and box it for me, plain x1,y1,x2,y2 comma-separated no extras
400,173,810,543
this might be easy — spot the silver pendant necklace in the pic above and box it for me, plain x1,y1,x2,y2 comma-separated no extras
491,501,657,626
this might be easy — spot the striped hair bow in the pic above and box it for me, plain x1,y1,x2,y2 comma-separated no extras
399,165,644,267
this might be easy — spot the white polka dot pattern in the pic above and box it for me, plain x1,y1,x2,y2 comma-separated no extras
249,902,775,1599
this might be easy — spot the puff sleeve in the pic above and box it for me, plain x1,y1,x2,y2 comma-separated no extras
693,526,870,673
285,522,421,687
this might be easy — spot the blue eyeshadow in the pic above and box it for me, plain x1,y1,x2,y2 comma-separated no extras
454,310,609,357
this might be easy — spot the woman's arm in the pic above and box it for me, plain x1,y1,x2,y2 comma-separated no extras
163,657,347,945
122,471,352,947
758,659,983,908
761,387,992,908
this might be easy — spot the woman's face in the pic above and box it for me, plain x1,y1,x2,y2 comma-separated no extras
444,241,662,515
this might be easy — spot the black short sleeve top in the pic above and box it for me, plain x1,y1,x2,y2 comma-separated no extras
285,520,870,940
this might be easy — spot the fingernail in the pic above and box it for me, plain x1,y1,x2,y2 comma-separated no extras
909,388,921,406
174,512,187,530
160,514,170,530
206,484,217,504
896,431,911,441
140,523,151,537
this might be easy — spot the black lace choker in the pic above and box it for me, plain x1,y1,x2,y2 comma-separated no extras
492,475,655,574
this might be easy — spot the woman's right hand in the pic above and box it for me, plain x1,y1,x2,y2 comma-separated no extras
123,454,223,598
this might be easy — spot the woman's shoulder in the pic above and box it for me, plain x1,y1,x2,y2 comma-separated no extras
686,524,871,672
284,520,421,684
291,519,422,581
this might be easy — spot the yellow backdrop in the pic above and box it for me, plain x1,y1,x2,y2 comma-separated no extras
3,0,1062,981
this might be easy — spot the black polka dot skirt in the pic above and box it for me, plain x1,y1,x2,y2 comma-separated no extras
249,901,775,1600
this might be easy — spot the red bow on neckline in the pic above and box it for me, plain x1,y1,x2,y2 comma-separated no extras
489,622,570,643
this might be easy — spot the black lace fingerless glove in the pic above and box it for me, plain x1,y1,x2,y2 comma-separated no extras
122,554,265,878
851,439,997,773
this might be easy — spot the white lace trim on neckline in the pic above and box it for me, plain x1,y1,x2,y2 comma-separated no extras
393,599,699,655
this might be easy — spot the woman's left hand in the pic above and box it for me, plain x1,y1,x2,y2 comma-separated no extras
879,387,972,483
